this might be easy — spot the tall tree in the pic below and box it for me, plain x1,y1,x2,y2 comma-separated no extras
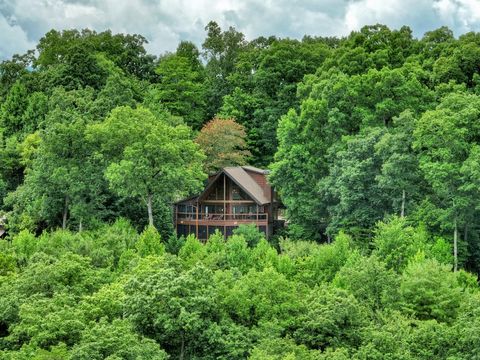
413,92,480,271
195,117,250,173
87,106,206,227
35,29,156,80
7,88,107,231
149,50,206,129
270,64,433,239
202,21,247,118
319,128,389,237
0,51,35,99
375,111,426,217
220,38,331,165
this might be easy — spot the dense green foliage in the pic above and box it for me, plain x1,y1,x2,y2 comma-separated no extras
0,220,478,359
269,26,480,274
2,25,480,269
2,22,480,359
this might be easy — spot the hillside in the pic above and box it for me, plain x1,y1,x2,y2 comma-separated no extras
1,22,480,358
0,222,479,359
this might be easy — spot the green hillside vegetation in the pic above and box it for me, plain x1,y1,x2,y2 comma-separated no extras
1,22,480,358
0,221,479,359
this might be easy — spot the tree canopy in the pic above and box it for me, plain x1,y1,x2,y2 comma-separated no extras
0,219,477,359
1,21,480,359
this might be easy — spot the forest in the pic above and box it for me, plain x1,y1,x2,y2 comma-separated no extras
1,22,480,358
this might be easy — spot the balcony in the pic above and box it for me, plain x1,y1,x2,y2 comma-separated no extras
176,212,268,226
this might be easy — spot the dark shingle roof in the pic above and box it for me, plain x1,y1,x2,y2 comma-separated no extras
176,166,271,205
224,167,270,205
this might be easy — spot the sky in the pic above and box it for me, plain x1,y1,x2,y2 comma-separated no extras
1,0,480,60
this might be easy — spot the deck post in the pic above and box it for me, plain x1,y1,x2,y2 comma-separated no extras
223,174,226,219
265,212,270,240
196,201,199,239
175,205,177,234
223,174,227,238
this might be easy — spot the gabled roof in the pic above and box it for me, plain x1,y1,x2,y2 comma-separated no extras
177,166,271,206
223,167,270,205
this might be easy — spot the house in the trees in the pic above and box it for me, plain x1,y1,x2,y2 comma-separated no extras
174,166,283,241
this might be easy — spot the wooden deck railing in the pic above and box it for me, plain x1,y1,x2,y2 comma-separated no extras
176,212,267,221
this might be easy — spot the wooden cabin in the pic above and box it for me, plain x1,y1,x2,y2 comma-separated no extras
174,166,282,241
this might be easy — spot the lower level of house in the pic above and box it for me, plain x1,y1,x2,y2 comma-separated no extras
176,220,269,241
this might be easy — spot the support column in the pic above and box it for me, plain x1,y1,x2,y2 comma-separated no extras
196,201,199,239
223,174,227,239
223,174,226,220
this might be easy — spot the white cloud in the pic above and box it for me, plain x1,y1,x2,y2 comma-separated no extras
0,14,35,59
344,0,449,36
434,0,480,32
1,0,480,60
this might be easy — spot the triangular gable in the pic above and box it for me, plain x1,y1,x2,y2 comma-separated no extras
197,167,269,205
195,171,223,202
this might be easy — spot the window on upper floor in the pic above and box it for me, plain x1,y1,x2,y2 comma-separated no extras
207,182,225,200
231,184,249,200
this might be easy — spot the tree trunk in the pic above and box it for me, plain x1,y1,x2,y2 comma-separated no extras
401,189,406,218
147,193,154,227
78,218,83,233
62,195,69,230
179,333,185,360
453,218,458,272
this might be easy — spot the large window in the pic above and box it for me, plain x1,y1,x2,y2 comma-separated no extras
207,180,225,200
202,204,224,215
177,204,196,220
233,204,257,214
231,184,249,200
232,204,258,220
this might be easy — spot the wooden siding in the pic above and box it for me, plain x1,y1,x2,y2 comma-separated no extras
174,167,280,240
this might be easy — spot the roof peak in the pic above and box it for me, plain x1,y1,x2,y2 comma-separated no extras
221,165,269,175
222,167,270,204
176,166,271,205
